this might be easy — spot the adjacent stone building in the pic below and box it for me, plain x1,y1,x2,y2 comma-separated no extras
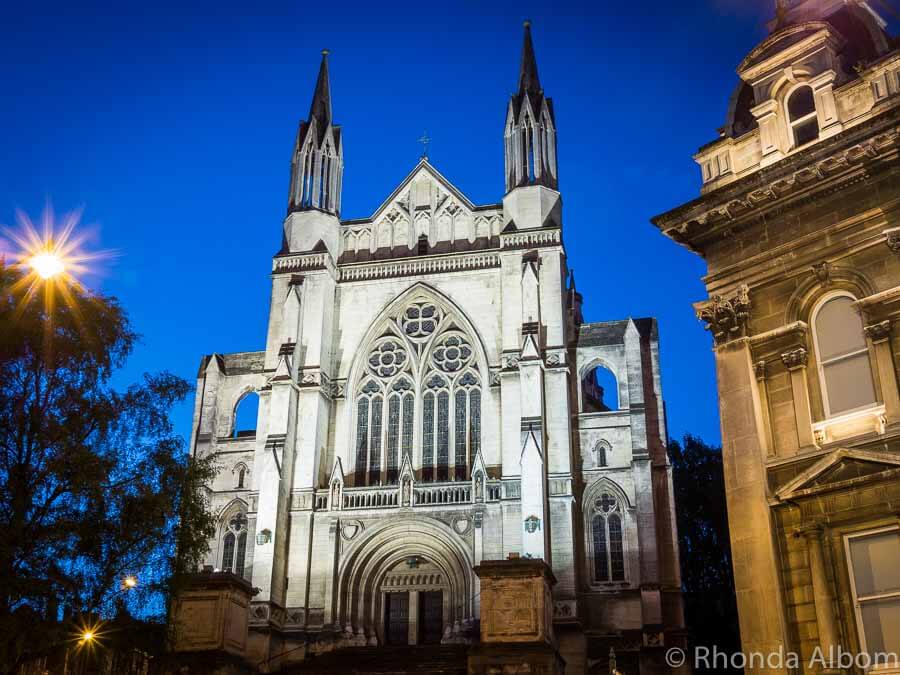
189,23,685,674
653,1,899,672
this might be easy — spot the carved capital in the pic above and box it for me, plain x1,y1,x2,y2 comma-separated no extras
781,348,808,370
885,227,900,253
865,320,892,343
754,359,767,380
696,284,751,345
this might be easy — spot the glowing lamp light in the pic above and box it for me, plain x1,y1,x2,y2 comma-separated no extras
122,575,138,589
28,252,65,280
81,630,95,643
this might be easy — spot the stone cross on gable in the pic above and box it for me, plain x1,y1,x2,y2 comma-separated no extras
418,131,431,159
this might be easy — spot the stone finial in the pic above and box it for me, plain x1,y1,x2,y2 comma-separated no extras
865,320,892,343
696,284,751,345
781,348,808,370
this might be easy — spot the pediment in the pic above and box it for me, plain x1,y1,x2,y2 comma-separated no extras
776,448,900,500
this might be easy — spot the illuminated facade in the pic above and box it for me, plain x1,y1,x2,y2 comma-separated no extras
190,23,684,674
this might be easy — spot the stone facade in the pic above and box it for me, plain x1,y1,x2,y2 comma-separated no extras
190,24,684,673
653,2,900,674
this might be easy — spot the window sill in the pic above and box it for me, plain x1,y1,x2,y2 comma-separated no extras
813,404,885,445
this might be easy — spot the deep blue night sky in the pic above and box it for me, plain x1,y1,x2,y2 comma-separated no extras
3,0,849,448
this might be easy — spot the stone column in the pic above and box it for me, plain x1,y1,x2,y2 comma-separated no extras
408,590,420,646
754,360,775,457
468,559,564,675
714,339,791,674
781,348,817,451
865,320,900,425
801,526,841,673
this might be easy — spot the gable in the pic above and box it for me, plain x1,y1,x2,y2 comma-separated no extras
340,160,502,257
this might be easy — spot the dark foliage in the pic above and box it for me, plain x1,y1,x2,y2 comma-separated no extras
668,435,742,674
0,262,216,673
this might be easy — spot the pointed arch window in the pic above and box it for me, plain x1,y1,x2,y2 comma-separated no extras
221,511,248,578
354,299,483,485
591,493,625,583
812,293,877,417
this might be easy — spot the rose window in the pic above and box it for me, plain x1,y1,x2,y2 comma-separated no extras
402,303,440,340
368,340,407,378
432,335,473,373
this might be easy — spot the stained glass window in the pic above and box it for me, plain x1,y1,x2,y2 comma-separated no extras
609,514,625,581
592,516,608,582
402,393,414,459
356,397,369,484
370,395,383,482
423,393,435,480
437,391,449,481
470,389,481,458
235,532,247,576
222,531,235,570
455,389,467,480
387,395,400,482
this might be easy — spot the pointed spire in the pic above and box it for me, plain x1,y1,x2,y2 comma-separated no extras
308,49,333,136
517,20,542,96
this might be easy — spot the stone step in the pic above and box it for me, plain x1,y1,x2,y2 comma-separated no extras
283,644,469,674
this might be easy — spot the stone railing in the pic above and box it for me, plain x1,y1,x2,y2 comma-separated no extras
313,479,504,512
414,482,471,505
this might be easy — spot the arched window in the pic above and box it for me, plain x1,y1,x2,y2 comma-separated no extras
354,299,483,486
235,465,247,489
582,365,618,412
788,86,819,147
595,441,610,468
233,392,259,438
812,293,877,417
221,511,248,577
591,492,626,583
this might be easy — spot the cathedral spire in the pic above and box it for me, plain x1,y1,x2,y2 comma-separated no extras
308,49,333,141
518,20,542,98
504,21,558,193
287,49,343,217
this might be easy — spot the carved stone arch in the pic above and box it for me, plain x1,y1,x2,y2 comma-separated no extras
582,477,633,587
335,517,474,643
214,498,250,543
583,475,633,511
592,439,612,468
231,461,250,488
346,283,491,398
577,355,623,413
785,266,875,325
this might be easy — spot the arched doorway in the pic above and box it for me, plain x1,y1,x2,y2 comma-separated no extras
381,556,448,645
336,518,474,646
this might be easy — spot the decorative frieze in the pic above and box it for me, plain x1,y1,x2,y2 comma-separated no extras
696,284,751,344
781,348,808,370
340,252,500,282
273,251,332,274
865,320,892,343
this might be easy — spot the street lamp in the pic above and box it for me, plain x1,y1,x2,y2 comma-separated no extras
27,251,65,280
121,575,138,590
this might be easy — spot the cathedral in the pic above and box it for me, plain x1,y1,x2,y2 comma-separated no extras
189,24,684,673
